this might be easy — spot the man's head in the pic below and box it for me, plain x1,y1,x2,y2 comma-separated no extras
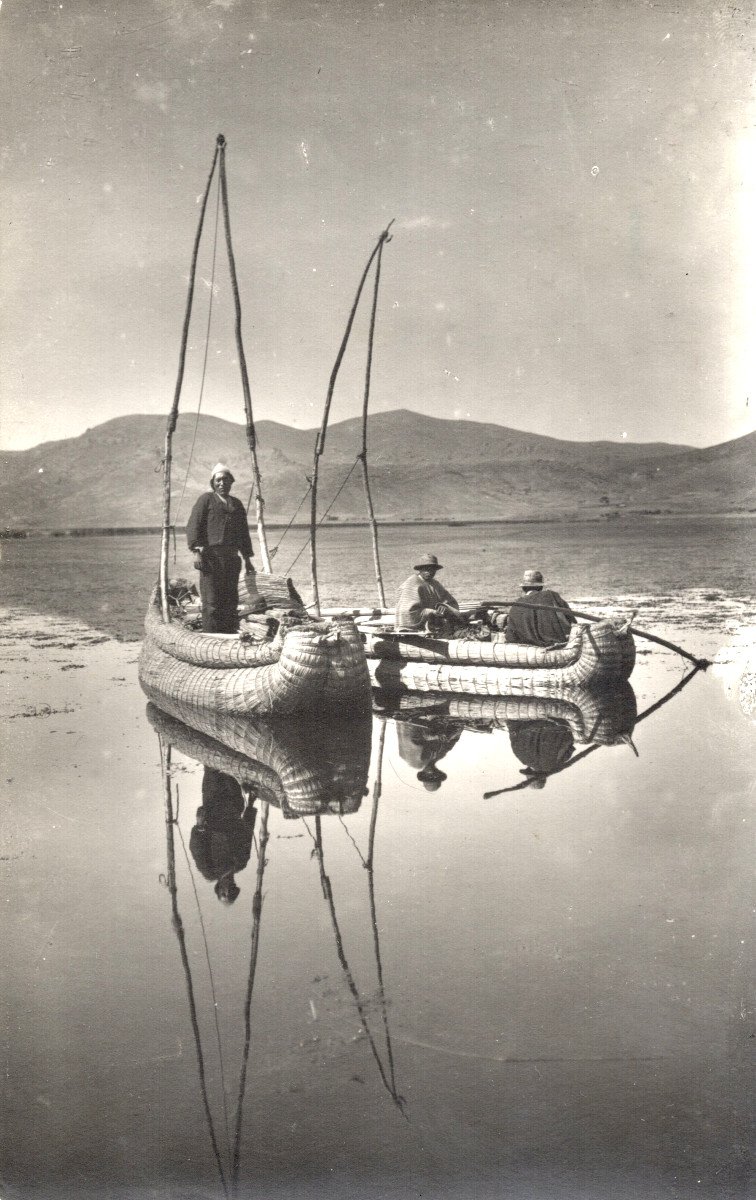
210,463,235,496
417,764,447,791
414,552,442,581
521,569,544,592
214,874,241,904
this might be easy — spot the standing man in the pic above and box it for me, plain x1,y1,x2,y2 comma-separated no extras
504,569,575,647
395,553,460,632
186,462,255,633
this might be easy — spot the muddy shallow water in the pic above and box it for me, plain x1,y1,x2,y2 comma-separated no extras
0,521,754,1199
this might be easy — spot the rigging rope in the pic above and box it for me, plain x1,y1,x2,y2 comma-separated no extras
268,477,313,554
284,457,360,575
173,171,223,531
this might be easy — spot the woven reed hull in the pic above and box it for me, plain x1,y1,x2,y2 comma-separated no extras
366,621,634,694
363,619,635,678
146,701,371,816
373,683,637,746
146,587,283,668
139,615,371,715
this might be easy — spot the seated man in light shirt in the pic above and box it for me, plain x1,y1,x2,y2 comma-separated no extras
395,553,461,633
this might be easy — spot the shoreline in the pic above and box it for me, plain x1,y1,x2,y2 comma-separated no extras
1,597,754,722
4,510,756,538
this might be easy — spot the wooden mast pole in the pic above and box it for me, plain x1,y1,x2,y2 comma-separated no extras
160,137,222,622
160,737,230,1194
309,223,395,616
218,137,273,574
359,222,393,608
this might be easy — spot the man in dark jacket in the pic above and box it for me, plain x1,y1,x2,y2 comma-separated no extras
186,462,255,633
504,570,575,647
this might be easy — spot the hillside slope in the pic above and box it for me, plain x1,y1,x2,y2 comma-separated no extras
1,411,753,529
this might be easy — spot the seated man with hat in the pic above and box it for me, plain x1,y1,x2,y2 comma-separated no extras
395,553,461,633
504,569,575,647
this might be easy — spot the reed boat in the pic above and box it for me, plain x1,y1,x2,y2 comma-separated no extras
146,699,371,817
139,581,371,717
360,615,636,694
140,135,376,716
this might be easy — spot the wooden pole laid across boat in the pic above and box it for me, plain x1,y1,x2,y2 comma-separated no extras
218,137,272,574
309,223,395,617
160,137,223,622
475,597,709,668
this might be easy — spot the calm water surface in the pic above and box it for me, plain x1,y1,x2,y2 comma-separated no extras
1,516,755,638
1,520,753,1198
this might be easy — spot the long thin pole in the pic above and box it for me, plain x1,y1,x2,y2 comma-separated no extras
359,224,393,608
312,816,404,1109
160,739,230,1195
218,137,272,573
160,138,222,621
365,720,403,1109
231,799,270,1196
309,223,394,616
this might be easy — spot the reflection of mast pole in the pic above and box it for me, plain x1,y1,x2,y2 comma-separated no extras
160,738,229,1198
483,665,704,798
231,800,270,1197
313,813,405,1112
365,721,403,1109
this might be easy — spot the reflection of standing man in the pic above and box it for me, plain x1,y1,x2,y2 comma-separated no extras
186,463,255,633
507,719,574,789
189,769,257,903
396,719,462,792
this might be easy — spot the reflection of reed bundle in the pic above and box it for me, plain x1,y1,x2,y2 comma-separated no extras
377,683,638,745
146,701,371,817
448,686,637,745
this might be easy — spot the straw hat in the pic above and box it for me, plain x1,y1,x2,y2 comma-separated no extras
521,569,544,590
414,553,443,571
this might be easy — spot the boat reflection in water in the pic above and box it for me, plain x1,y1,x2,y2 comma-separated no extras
375,666,704,796
374,681,638,794
146,697,371,819
149,700,403,1195
147,663,703,1192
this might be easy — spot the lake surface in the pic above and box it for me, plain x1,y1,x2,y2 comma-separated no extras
1,515,755,640
1,519,754,1198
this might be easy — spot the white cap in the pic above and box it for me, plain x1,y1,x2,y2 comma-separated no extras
210,462,234,481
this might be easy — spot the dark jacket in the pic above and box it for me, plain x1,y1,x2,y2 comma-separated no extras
508,720,574,775
189,769,256,881
504,589,575,647
186,491,253,558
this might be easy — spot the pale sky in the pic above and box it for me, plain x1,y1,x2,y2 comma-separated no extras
1,0,755,451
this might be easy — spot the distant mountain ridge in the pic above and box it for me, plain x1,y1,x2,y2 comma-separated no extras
1,410,754,529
